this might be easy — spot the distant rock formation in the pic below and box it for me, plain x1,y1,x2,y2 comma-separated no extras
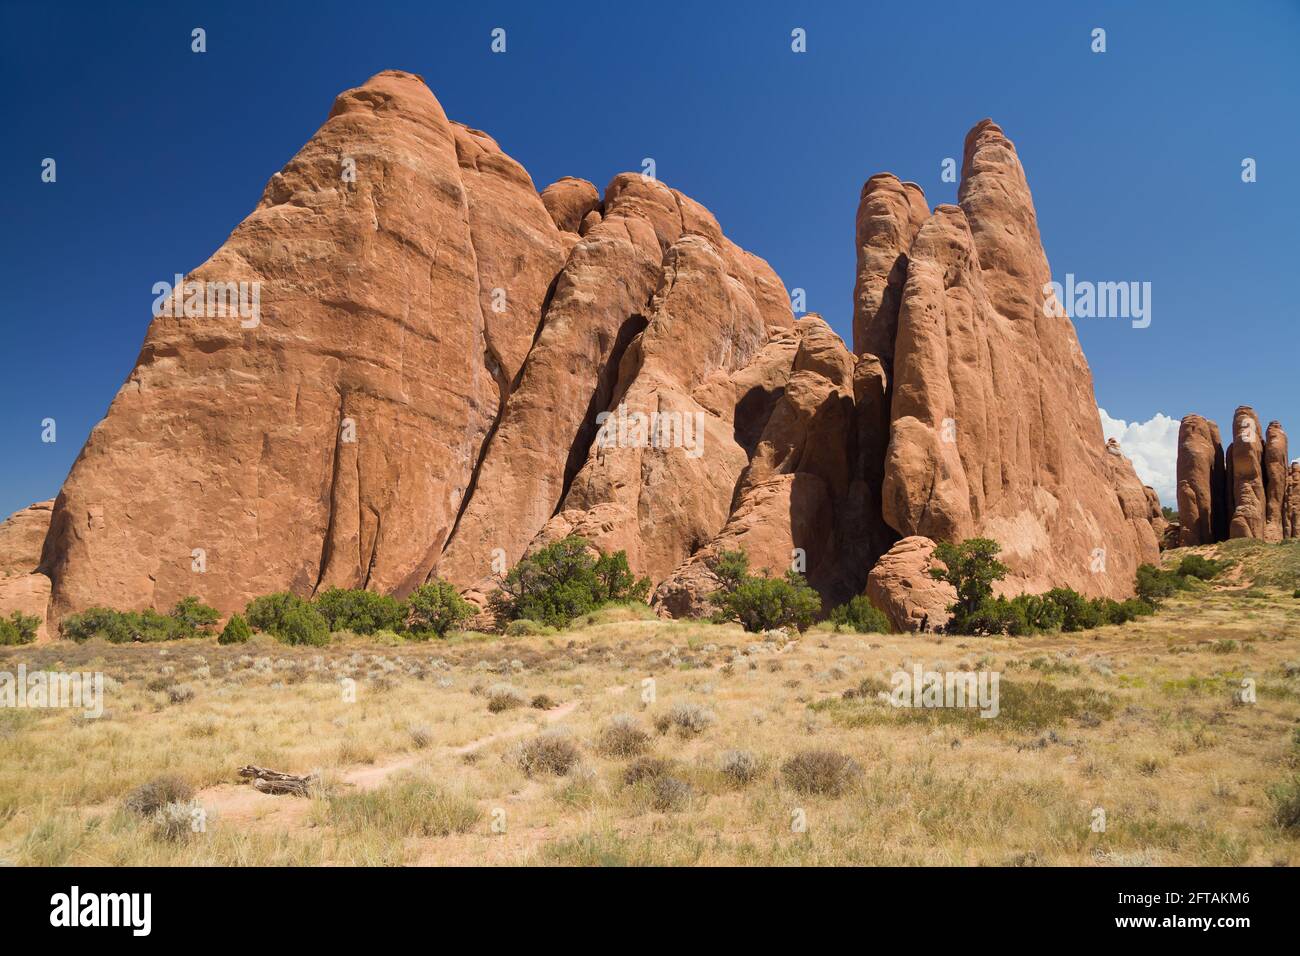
1176,407,1295,544
1263,421,1290,542
0,72,1167,635
1285,461,1300,540
1176,415,1228,546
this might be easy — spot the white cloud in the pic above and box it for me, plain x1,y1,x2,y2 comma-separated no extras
1098,407,1179,508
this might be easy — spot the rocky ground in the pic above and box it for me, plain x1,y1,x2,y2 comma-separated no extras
1,540,1297,867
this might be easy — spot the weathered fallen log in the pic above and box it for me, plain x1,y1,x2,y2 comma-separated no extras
238,765,318,797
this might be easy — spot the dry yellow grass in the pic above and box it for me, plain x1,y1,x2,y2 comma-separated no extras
2,545,1299,866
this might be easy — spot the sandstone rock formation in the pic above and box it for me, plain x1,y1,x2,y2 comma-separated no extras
25,76,1169,630
859,120,1158,598
865,536,955,633
1143,486,1168,544
41,70,567,618
1176,415,1228,546
1226,406,1266,540
0,500,53,578
650,315,860,613
1285,461,1300,540
1263,421,1289,542
1177,407,1295,544
540,177,602,235
0,500,55,640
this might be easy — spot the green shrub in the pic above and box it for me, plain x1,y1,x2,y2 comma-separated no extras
277,604,330,646
708,548,750,592
1121,597,1155,619
829,596,890,633
489,536,647,628
960,595,1031,636
922,537,1194,637
168,596,220,635
1176,554,1228,581
1135,563,1183,607
704,548,820,633
405,579,475,638
245,592,303,632
1089,596,1149,626
1013,593,1064,633
244,592,329,645
931,538,1008,633
218,613,252,645
313,587,405,635
1041,588,1099,632
60,607,127,642
710,568,821,633
592,551,651,605
60,607,183,643
0,611,40,646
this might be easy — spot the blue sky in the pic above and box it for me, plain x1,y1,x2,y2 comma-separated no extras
1,0,1297,515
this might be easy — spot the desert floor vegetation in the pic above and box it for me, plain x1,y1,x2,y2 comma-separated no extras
2,543,1299,866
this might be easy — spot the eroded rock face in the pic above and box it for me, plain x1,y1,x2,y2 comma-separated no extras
435,177,797,602
1227,406,1266,540
1143,486,1168,545
1177,409,1294,544
0,500,53,579
865,536,954,633
37,88,1171,628
866,121,1158,598
1263,421,1289,543
0,500,54,641
1176,415,1228,546
1284,461,1300,540
530,229,787,587
650,315,856,614
42,71,562,617
540,177,602,234
652,473,835,619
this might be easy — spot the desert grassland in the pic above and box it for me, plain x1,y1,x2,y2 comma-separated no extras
1,540,1298,867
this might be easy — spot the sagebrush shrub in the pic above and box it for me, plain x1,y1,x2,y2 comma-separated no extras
597,715,651,757
648,775,693,812
780,749,862,796
124,775,195,817
654,702,717,737
719,749,761,786
623,756,674,785
511,731,581,777
485,683,525,713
